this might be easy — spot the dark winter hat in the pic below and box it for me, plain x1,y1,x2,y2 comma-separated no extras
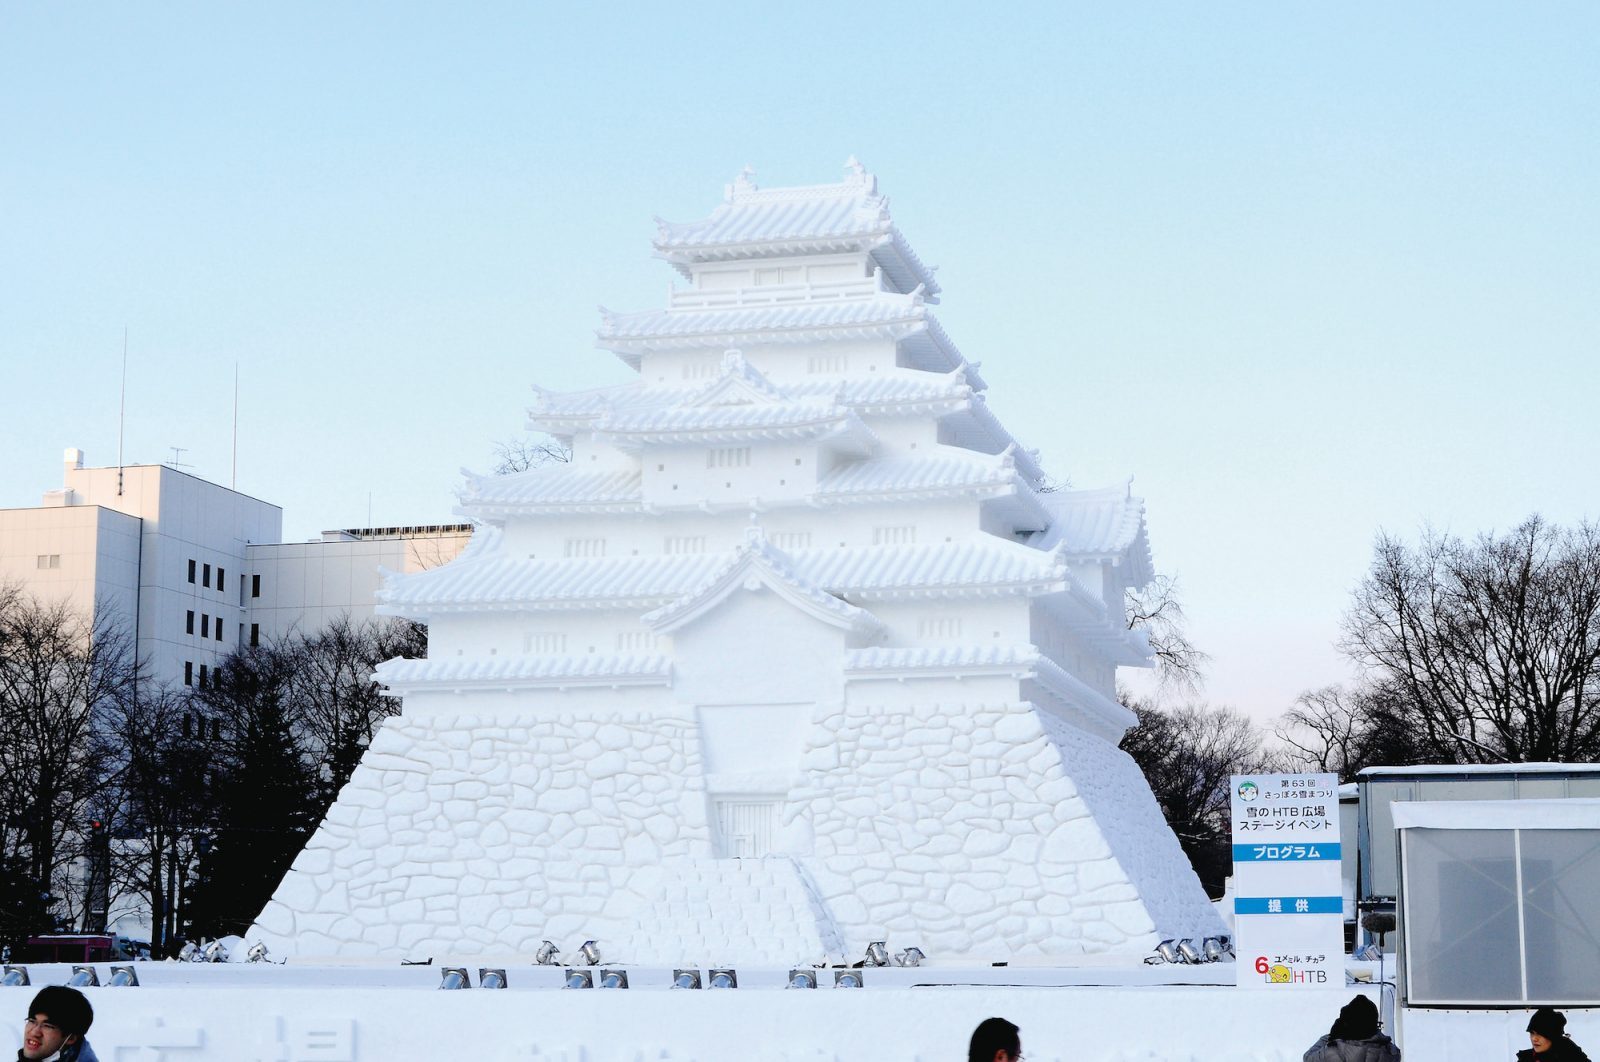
1528,1008,1567,1040
27,986,93,1037
1329,994,1380,1041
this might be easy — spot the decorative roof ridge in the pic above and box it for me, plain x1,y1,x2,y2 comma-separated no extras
641,520,884,640
683,349,791,407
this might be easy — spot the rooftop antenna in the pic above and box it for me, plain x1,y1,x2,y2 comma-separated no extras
168,446,190,469
232,362,239,490
118,327,128,496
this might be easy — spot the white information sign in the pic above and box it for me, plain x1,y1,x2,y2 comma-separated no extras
1230,772,1343,989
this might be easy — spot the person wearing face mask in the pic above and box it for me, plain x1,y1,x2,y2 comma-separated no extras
1518,1009,1589,1062
17,987,98,1062
1303,994,1401,1062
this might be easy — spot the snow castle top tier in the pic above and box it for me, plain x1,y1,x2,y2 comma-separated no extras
249,160,1224,965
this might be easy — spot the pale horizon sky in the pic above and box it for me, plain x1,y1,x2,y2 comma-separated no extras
3,3,1596,725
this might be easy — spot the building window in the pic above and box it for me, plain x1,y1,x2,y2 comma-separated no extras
663,535,708,555
188,559,196,583
215,620,222,642
200,614,209,638
186,611,195,635
217,567,225,592
202,563,211,588
184,661,193,686
706,447,751,469
35,554,61,570
252,574,261,598
525,632,568,653
562,538,606,558
249,623,260,647
211,719,222,741
198,664,208,689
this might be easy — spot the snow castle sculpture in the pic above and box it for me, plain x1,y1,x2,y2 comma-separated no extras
250,160,1225,963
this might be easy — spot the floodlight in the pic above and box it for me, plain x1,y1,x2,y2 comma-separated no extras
438,967,471,990
895,947,925,968
479,968,507,990
177,942,199,962
708,968,737,989
864,941,889,967
1,966,27,987
1156,939,1181,964
1176,939,1202,964
68,966,98,987
578,940,601,966
535,940,560,965
107,965,139,987
672,969,701,989
564,970,593,989
1202,937,1227,962
834,970,863,988
202,940,229,963
600,969,629,989
787,969,817,989
1143,954,1166,966
246,942,270,964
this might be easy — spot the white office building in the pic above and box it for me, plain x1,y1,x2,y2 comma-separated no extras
0,450,469,688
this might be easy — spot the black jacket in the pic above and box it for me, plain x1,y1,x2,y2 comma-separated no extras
1518,1038,1590,1062
1304,1032,1402,1062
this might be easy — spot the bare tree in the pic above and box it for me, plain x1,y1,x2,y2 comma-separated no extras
1342,516,1600,763
1274,683,1427,780
0,594,135,927
100,684,211,955
1126,573,1210,695
1120,698,1276,896
492,434,572,475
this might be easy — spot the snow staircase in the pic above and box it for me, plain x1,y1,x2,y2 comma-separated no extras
614,857,832,966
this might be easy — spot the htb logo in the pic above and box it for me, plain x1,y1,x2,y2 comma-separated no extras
1237,781,1259,802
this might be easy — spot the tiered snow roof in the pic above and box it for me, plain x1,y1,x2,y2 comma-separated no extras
378,526,1079,616
1031,484,1154,585
652,158,940,301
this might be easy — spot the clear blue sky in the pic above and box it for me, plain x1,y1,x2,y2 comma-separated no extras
3,2,1596,722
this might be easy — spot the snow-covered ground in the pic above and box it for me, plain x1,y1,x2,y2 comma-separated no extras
1,962,1588,1060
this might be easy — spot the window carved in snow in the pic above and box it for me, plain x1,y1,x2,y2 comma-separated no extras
753,266,801,287
713,798,780,858
771,531,812,550
681,359,719,380
872,525,917,546
663,536,708,555
806,353,849,374
706,447,751,469
918,617,963,639
525,632,568,654
563,537,606,558
615,630,657,652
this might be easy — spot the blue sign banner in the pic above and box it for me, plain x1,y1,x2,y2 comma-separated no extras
1232,843,1341,862
1234,896,1343,916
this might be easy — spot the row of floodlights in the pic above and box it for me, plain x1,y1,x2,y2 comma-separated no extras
528,940,922,972
173,940,270,964
438,966,876,990
439,940,925,991
1146,936,1233,965
2,966,140,988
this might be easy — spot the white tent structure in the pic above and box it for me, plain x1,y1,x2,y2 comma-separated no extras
1395,799,1600,1007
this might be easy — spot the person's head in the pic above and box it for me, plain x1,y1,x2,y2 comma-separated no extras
968,1017,1022,1062
1329,994,1380,1041
22,986,93,1060
1528,1008,1567,1054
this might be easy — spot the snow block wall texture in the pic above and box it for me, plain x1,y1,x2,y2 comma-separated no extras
252,697,1223,964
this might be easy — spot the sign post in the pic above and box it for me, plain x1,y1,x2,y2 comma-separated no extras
1230,772,1343,988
